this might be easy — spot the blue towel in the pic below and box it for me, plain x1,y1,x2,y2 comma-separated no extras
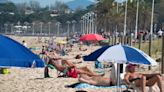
74,83,127,89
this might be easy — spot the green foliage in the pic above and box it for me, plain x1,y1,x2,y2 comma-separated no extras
158,0,164,23
95,0,162,33
0,2,17,12
1,0,163,32
0,2,17,25
56,13,73,24
133,38,162,59
0,1,90,26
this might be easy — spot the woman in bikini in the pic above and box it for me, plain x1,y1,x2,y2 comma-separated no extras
124,64,163,92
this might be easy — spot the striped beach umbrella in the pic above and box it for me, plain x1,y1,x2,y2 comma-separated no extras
83,44,158,66
83,44,158,88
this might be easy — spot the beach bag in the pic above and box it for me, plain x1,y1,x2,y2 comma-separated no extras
66,68,78,78
1,68,10,74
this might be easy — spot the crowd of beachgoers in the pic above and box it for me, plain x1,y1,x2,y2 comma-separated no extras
0,35,163,92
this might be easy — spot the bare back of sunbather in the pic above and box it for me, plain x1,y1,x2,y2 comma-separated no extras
79,74,114,86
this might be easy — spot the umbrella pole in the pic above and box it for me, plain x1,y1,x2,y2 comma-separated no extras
162,32,164,74
116,63,121,92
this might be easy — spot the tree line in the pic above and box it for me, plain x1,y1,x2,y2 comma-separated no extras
95,0,164,34
0,0,164,34
0,1,91,30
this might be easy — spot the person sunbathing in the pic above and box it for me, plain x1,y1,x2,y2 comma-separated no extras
44,52,103,78
78,74,116,86
45,51,82,64
124,64,163,92
79,46,87,51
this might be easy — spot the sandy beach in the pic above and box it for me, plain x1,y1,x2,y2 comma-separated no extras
0,35,164,92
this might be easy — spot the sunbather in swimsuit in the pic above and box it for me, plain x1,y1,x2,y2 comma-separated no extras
124,64,163,92
79,74,116,86
44,51,103,78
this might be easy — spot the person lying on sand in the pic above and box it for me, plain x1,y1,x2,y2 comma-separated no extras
124,64,163,92
45,50,82,63
78,74,116,86
44,52,103,78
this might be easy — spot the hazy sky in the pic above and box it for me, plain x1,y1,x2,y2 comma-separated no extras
9,0,95,7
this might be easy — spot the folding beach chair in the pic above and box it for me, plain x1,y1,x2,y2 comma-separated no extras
43,58,78,78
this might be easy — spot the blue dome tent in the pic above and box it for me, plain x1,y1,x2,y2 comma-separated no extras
0,35,44,68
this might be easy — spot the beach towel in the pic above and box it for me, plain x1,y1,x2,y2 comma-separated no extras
66,82,127,89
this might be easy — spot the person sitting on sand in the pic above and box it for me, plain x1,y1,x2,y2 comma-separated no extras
44,51,103,78
22,40,27,47
124,64,163,92
79,41,87,51
78,74,116,86
44,50,82,63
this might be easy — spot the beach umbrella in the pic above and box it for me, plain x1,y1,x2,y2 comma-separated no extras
0,34,44,68
83,45,112,61
83,44,157,66
83,44,158,90
79,34,106,41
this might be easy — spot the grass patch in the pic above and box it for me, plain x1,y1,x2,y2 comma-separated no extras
133,38,162,59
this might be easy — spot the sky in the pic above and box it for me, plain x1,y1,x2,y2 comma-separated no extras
9,0,95,7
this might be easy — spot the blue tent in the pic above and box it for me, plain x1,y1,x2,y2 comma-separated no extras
0,35,44,68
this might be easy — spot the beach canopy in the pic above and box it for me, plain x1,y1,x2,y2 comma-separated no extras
0,35,44,68
83,44,158,66
79,34,106,41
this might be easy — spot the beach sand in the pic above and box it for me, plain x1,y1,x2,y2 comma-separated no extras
0,35,164,92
